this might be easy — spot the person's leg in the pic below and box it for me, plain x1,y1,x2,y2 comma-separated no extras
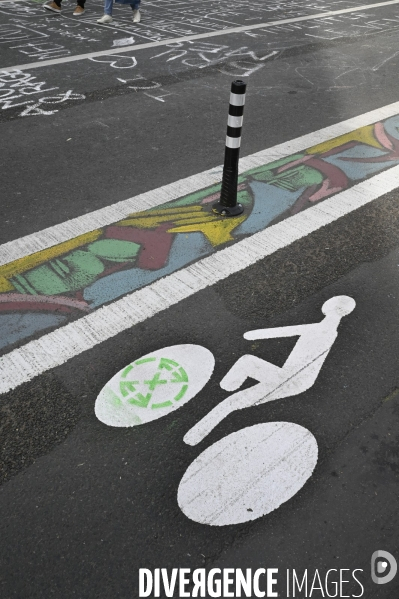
73,0,85,15
97,0,113,21
131,0,140,21
104,0,113,15
44,0,61,13
97,0,113,20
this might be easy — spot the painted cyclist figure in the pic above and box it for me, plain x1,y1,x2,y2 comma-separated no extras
95,295,356,526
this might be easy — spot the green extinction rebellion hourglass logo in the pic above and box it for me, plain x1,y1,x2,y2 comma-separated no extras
119,357,189,410
94,345,208,428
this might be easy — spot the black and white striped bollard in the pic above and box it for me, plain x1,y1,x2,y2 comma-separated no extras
213,80,247,217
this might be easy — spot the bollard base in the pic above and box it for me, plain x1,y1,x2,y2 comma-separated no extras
212,202,244,217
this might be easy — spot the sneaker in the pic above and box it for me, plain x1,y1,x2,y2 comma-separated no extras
73,5,85,14
44,1,61,12
132,8,140,22
97,14,113,23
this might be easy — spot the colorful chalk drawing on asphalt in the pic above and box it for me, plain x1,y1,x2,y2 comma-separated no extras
0,115,397,351
95,296,355,526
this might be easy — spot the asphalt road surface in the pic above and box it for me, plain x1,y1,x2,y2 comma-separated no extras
1,0,399,597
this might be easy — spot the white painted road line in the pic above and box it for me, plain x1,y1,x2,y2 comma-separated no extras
1,164,399,395
2,0,399,72
2,99,399,265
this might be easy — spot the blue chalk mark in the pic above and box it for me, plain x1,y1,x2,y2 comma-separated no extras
235,181,306,235
0,313,66,350
323,145,397,180
84,232,212,308
382,115,399,141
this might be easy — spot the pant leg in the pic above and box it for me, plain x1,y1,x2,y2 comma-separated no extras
54,0,61,7
104,0,113,15
77,0,85,7
130,0,140,9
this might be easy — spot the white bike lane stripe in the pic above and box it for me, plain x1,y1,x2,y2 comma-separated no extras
2,0,399,72
3,99,399,266
1,163,399,395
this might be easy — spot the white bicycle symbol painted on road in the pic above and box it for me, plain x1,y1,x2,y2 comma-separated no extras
95,296,355,526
